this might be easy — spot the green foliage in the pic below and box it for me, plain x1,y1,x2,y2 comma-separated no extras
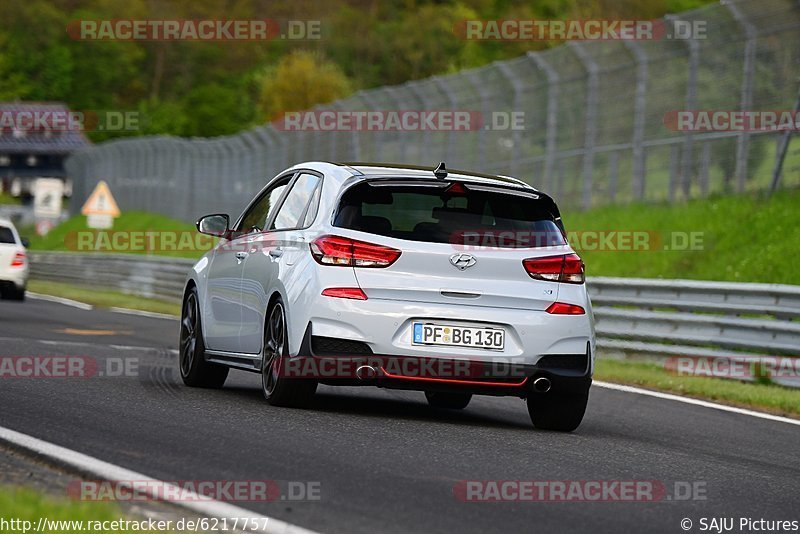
257,50,351,122
0,485,168,533
0,0,720,139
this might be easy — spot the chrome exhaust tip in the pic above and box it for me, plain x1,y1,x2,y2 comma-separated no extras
355,365,378,381
532,377,552,393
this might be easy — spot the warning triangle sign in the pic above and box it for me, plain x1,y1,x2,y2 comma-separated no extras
81,181,121,217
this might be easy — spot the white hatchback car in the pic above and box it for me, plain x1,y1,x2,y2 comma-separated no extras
181,162,594,431
0,217,29,301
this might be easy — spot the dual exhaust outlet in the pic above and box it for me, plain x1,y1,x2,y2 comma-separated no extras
356,364,552,394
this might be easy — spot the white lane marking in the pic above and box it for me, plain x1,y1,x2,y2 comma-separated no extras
594,380,800,427
110,307,178,320
0,425,318,534
28,292,93,310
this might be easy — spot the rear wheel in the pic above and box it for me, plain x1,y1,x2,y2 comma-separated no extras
425,391,472,410
6,285,25,301
261,299,317,408
526,391,589,432
179,287,229,388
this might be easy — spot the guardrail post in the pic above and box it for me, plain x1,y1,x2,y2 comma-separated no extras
623,40,648,201
726,1,757,193
569,42,599,210
465,70,490,171
527,52,559,194
495,62,525,176
432,76,458,163
406,82,430,164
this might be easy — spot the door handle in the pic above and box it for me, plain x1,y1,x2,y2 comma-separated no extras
269,248,284,258
235,251,248,264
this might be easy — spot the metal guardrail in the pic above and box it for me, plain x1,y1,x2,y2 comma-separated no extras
28,252,799,385
29,251,193,302
65,0,800,218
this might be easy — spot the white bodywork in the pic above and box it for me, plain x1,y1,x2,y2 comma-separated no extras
0,218,28,292
187,162,595,379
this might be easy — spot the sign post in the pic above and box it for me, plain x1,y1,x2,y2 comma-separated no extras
33,178,65,236
81,181,121,229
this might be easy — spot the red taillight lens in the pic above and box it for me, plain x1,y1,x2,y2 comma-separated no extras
310,235,401,268
321,287,368,300
11,251,26,267
523,253,584,284
546,302,586,315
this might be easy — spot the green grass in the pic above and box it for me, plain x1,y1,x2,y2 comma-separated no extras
29,211,211,259
0,486,168,533
564,188,800,284
28,280,179,316
595,359,800,418
0,192,21,205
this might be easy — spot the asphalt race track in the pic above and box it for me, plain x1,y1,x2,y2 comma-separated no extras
1,296,798,533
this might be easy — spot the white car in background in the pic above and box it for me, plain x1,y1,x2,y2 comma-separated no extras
180,162,595,431
0,218,29,301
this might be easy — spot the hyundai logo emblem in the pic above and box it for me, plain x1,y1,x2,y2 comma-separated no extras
449,253,477,271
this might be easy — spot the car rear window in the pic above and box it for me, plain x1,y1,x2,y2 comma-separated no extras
0,226,15,244
333,181,566,248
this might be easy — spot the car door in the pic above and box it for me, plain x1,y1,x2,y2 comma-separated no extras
203,176,291,352
239,171,323,354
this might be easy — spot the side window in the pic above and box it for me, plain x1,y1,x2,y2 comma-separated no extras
0,226,15,244
270,173,322,230
302,182,322,227
237,178,290,233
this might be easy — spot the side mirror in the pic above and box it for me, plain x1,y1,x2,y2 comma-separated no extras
21,237,30,248
196,214,230,237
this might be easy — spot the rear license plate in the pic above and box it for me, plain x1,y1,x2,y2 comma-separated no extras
412,323,505,350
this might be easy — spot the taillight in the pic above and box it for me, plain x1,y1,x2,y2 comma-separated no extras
310,235,401,268
546,302,586,315
523,253,584,284
11,251,26,267
321,287,368,300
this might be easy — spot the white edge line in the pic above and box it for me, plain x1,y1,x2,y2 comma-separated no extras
593,380,800,427
27,292,93,311
110,307,179,320
0,426,318,534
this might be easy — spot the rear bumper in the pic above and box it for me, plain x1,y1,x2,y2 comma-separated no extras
291,323,592,398
0,268,27,289
293,293,595,369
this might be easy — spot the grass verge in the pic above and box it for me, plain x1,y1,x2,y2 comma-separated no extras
28,280,179,317
595,359,800,419
564,188,800,285
28,211,209,259
0,486,166,533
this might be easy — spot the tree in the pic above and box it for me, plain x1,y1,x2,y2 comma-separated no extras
257,50,351,121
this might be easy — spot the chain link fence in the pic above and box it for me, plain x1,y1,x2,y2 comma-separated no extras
65,0,800,221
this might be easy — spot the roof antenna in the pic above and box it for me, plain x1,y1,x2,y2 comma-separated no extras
434,162,447,179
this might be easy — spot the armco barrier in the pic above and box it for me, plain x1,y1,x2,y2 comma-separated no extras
28,252,800,386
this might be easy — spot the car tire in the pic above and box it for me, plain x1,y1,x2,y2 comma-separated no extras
7,286,25,301
425,391,472,410
179,286,229,388
261,298,317,408
526,390,589,432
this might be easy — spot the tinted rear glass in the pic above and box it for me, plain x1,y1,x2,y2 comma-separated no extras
334,182,565,248
0,226,15,244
